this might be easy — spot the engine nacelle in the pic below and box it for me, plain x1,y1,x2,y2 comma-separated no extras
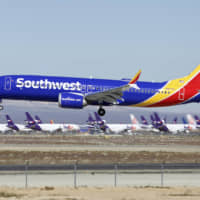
58,93,87,109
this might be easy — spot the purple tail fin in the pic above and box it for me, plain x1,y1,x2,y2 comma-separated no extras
87,113,96,126
25,112,41,131
152,113,169,132
150,115,155,122
154,112,161,122
35,115,42,124
94,112,103,122
140,116,148,125
194,115,200,125
25,112,35,123
6,115,19,131
93,112,108,132
173,117,178,124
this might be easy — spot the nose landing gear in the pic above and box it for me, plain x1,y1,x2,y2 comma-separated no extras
98,107,106,116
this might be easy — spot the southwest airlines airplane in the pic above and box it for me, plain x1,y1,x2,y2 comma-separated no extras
1,65,200,116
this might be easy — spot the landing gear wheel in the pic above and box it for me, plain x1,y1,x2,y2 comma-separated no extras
98,107,106,116
0,105,3,111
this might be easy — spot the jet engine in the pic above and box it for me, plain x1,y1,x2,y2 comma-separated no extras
58,93,87,109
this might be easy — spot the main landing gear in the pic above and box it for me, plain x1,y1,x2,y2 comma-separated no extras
98,107,106,116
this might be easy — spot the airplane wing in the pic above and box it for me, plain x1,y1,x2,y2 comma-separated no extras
85,70,141,105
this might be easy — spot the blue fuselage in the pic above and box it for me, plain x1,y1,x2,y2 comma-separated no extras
0,75,168,106
0,74,200,108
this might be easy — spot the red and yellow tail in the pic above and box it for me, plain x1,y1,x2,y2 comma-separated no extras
134,65,200,107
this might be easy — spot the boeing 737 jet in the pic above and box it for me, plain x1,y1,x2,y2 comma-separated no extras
1,65,200,116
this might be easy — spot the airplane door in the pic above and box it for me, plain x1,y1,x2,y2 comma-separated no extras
4,77,12,91
178,87,185,101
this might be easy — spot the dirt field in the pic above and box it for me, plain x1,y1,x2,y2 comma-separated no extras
0,186,200,200
1,134,200,146
0,134,200,164
0,134,199,199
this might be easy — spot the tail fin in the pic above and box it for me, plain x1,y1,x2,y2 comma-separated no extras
6,115,19,131
150,115,155,122
186,114,196,126
154,112,162,124
140,116,148,125
87,113,96,126
6,115,14,126
173,117,178,124
35,115,42,124
25,112,35,124
25,112,41,131
130,114,139,124
93,112,108,132
194,115,200,125
175,65,200,89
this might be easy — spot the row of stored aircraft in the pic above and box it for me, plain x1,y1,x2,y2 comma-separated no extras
0,111,199,134
0,112,80,133
0,65,200,116
87,112,200,134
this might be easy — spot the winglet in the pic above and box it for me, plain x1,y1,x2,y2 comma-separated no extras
129,69,141,84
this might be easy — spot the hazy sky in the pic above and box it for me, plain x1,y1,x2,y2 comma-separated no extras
0,1,200,114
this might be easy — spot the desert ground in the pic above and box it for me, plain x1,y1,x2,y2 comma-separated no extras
0,134,199,164
0,134,200,199
0,186,200,200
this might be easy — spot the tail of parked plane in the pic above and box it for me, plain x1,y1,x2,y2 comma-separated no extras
186,114,196,126
153,112,163,124
94,112,108,132
194,115,200,125
130,114,139,125
6,115,19,131
25,112,41,131
25,112,35,124
152,112,169,132
35,115,42,124
140,116,148,125
94,112,106,125
173,117,178,124
87,113,96,126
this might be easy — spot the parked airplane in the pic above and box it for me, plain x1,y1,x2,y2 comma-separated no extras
5,115,19,131
152,112,190,133
27,112,80,132
93,112,129,134
152,112,169,132
5,115,31,132
1,65,200,116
